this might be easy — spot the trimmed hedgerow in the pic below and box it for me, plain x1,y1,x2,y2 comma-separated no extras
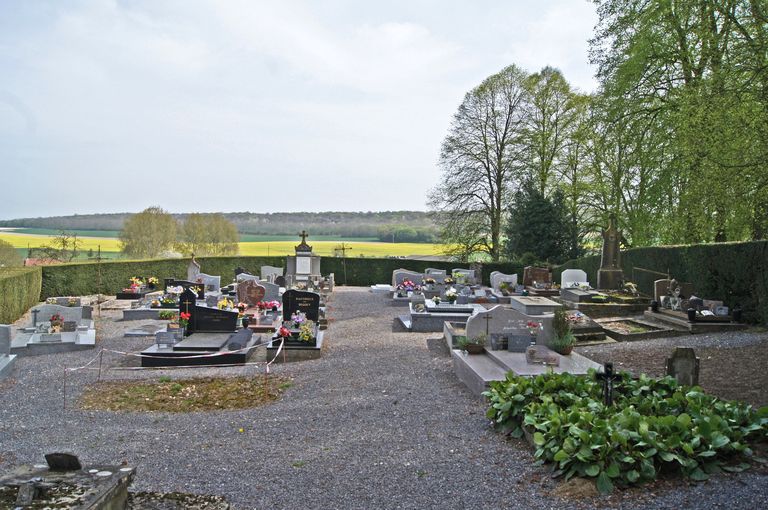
484,371,768,494
40,256,284,298
556,240,768,324
0,267,42,323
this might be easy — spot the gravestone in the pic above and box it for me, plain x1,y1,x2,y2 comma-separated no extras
155,331,177,348
238,280,266,307
187,256,201,282
597,216,623,289
464,305,554,350
275,275,286,287
164,279,205,299
560,288,595,303
654,279,695,302
260,281,280,301
261,266,283,282
391,269,424,287
560,269,589,288
178,288,197,318
236,273,259,283
490,271,517,292
282,289,320,322
195,273,221,293
425,268,447,276
522,266,552,287
33,305,85,326
0,325,16,378
665,347,700,386
452,268,475,284
0,326,10,356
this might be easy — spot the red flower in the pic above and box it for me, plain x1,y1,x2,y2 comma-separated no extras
180,312,191,320
277,326,291,338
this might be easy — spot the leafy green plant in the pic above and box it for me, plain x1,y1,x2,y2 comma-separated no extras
484,371,768,494
158,310,177,320
551,309,575,354
457,334,486,349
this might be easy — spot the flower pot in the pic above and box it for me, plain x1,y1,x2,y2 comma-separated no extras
242,317,250,328
687,308,697,322
650,300,659,313
556,345,573,356
464,344,485,354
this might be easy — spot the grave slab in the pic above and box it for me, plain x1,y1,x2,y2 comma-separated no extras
509,296,561,315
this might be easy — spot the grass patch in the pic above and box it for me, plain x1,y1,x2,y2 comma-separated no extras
78,375,291,412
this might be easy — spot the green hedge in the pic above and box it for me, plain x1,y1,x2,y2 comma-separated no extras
40,256,284,298
556,240,768,324
0,267,42,323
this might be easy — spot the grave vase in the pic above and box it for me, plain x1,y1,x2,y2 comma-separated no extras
686,308,697,322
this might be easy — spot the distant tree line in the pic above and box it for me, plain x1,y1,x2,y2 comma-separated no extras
0,211,439,241
431,0,768,263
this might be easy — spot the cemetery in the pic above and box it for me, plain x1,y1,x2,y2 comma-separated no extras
0,237,766,507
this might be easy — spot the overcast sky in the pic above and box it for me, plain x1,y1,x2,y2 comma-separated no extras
0,0,598,219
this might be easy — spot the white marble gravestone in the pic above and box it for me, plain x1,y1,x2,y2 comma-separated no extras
391,269,424,287
560,269,589,289
490,271,518,292
464,305,554,346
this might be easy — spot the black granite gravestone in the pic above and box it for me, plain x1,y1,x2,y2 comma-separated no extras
282,289,320,322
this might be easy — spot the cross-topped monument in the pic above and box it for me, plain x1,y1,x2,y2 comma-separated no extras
295,230,313,253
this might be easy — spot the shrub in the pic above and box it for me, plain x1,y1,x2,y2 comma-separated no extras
484,371,768,494
0,267,42,323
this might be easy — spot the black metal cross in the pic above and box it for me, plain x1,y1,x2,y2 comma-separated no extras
299,230,308,243
595,362,620,406
32,309,39,327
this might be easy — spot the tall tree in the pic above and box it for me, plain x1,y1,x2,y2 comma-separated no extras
119,206,178,259
522,66,580,195
429,64,528,261
179,213,239,256
504,180,573,263
591,0,768,242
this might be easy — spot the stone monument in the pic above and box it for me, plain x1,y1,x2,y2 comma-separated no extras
285,230,321,282
597,215,623,290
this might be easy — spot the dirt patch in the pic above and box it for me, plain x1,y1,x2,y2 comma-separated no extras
78,375,292,412
578,338,768,408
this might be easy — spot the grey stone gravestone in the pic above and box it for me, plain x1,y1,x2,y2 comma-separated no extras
236,273,259,283
155,331,177,348
260,281,280,301
196,273,221,293
261,266,284,282
665,347,700,386
187,257,201,282
490,271,517,292
464,305,554,350
509,296,561,315
282,289,320,322
0,325,10,356
392,269,424,287
33,305,84,325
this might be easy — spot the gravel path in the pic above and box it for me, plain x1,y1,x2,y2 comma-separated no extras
0,287,766,509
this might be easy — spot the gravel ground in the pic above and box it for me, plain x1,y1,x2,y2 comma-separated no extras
0,287,766,509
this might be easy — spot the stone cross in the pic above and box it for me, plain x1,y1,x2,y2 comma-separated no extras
600,216,621,269
595,362,620,406
31,309,39,327
299,230,308,244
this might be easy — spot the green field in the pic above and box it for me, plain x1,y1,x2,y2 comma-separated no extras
7,228,123,238
1,229,445,259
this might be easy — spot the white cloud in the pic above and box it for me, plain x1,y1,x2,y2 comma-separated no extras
0,0,599,217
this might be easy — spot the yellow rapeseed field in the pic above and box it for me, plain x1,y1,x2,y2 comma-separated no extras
0,232,446,258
